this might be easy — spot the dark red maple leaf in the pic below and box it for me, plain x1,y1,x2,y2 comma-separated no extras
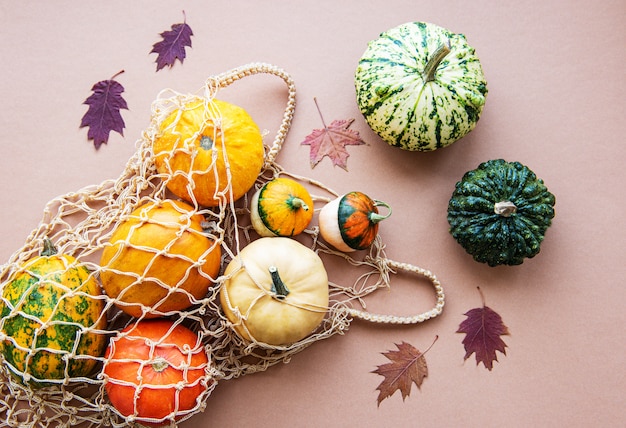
80,70,128,149
150,12,193,71
457,287,509,370
301,98,365,171
372,337,437,406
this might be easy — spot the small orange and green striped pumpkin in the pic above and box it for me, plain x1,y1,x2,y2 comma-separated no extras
250,177,314,237
0,239,107,386
318,191,392,252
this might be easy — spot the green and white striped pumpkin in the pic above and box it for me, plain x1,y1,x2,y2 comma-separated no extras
355,21,488,151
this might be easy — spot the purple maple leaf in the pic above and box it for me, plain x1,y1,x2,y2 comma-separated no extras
80,72,128,149
457,288,509,371
150,16,193,71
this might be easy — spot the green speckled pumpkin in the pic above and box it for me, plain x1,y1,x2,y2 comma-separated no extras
447,159,556,266
0,239,107,386
355,21,488,151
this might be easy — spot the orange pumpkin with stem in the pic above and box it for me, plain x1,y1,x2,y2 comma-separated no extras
103,319,213,427
153,98,265,207
99,199,221,318
250,177,314,237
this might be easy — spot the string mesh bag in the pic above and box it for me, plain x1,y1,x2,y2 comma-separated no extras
0,63,445,427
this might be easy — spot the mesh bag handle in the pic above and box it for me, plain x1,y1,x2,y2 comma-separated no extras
205,62,296,166
340,259,445,324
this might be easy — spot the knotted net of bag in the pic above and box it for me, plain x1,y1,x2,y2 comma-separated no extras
0,63,445,427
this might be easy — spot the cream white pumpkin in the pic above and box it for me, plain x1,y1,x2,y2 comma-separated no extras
219,237,329,346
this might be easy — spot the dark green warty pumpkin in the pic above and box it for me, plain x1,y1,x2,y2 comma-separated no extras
447,159,556,266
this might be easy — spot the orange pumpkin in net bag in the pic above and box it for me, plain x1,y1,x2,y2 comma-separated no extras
153,98,265,207
99,199,221,318
103,319,213,427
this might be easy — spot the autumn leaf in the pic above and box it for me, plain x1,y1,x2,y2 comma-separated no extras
150,11,193,71
372,337,437,406
301,98,365,171
457,287,509,370
80,70,128,149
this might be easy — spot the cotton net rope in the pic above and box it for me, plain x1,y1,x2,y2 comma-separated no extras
0,63,444,428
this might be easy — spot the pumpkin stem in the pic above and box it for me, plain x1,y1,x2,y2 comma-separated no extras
289,196,310,212
269,266,290,299
41,238,58,257
151,357,170,373
423,42,451,83
368,200,392,224
200,135,213,150
494,201,517,217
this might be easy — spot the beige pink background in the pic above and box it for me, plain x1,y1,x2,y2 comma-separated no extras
1,1,624,426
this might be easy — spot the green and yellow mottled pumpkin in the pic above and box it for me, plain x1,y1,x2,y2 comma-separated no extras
318,191,391,252
250,177,314,237
355,21,488,151
0,239,107,386
447,159,556,266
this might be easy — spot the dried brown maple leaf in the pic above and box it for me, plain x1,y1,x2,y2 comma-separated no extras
372,337,437,406
301,98,365,171
457,287,509,370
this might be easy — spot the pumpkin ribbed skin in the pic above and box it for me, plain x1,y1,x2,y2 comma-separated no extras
153,98,264,207
99,200,221,318
0,248,106,386
355,21,488,151
250,177,314,237
447,159,556,266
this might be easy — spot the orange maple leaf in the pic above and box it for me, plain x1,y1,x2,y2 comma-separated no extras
301,98,365,171
372,337,437,406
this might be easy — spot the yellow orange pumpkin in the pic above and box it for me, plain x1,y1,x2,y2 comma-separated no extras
153,98,265,207
250,177,314,237
99,200,221,318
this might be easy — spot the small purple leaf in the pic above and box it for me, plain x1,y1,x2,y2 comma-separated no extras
80,71,128,149
457,288,510,371
150,13,193,71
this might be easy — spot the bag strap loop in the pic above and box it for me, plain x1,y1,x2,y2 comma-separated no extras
207,62,297,167
343,259,445,325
